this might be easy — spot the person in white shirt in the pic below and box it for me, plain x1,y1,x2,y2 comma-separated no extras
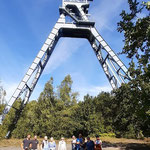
41,136,49,150
58,137,67,150
71,136,76,150
94,135,102,150
49,137,56,150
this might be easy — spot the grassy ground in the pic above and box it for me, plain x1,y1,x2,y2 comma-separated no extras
0,137,150,149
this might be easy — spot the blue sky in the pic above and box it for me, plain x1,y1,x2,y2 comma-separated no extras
0,0,144,101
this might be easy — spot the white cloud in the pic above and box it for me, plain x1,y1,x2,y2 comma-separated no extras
2,76,112,103
73,84,112,101
3,82,18,103
44,38,85,74
69,72,112,101
2,80,42,104
90,0,126,31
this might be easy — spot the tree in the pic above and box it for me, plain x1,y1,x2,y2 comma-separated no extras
12,100,38,138
53,75,79,138
118,0,150,68
30,75,79,139
0,98,22,138
116,0,150,137
93,92,114,133
57,75,78,107
81,94,104,136
75,93,113,137
112,84,140,138
35,77,56,137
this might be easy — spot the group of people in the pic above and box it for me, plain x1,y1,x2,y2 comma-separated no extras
21,135,56,150
21,134,102,150
71,134,102,150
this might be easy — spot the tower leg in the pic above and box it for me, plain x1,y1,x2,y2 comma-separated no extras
0,15,66,137
89,27,130,89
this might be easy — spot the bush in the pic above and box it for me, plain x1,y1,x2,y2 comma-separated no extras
99,132,116,137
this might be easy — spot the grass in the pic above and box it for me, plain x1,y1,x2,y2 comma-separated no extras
0,138,22,147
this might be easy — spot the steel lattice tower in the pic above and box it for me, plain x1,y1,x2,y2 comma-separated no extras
0,0,131,137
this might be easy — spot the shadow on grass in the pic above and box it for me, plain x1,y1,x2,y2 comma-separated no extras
102,141,150,150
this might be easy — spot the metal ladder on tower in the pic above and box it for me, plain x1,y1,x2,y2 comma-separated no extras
0,0,131,138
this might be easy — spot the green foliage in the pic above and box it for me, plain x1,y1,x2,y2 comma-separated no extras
0,99,22,137
0,73,149,139
116,0,150,138
99,132,116,137
142,1,150,10
12,101,38,138
0,75,117,139
0,104,5,115
118,0,150,67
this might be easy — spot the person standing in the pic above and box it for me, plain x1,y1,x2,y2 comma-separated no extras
41,136,49,150
86,137,94,150
81,137,86,150
21,134,32,150
31,135,39,150
71,136,76,150
76,133,83,150
94,135,102,150
49,137,56,150
58,137,67,150
76,138,80,150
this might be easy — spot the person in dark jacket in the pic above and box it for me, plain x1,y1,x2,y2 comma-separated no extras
31,135,39,150
21,134,32,150
86,137,94,150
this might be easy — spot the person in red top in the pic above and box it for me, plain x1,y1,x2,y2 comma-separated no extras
94,135,102,150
